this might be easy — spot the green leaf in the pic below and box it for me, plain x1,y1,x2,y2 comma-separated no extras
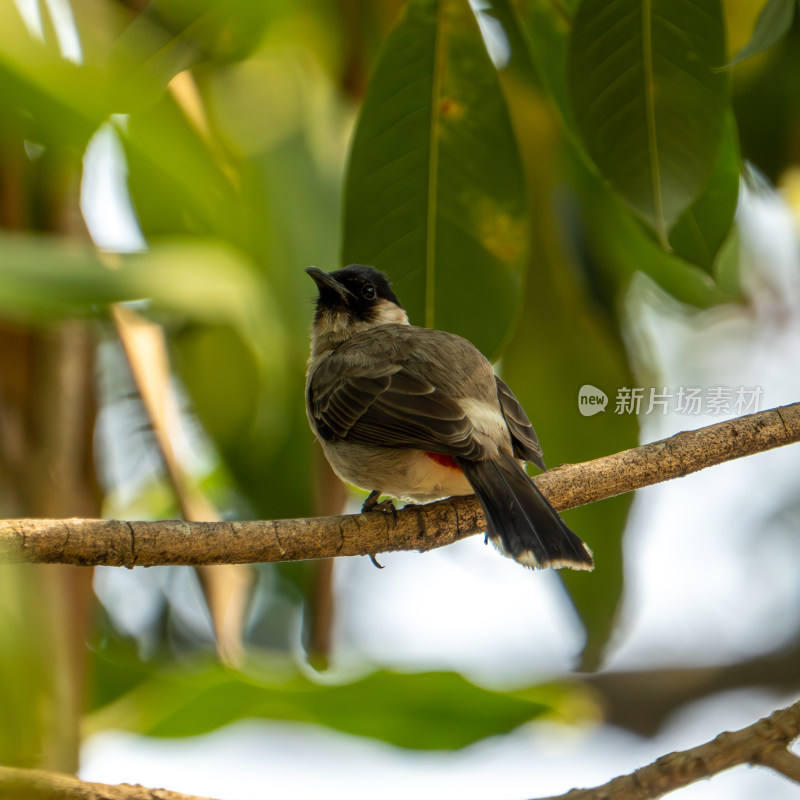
570,155,734,310
122,97,243,241
99,0,279,116
507,0,576,131
567,0,729,246
727,0,795,67
342,0,528,360
668,111,741,272
88,661,577,750
0,234,277,344
0,6,107,149
144,0,276,64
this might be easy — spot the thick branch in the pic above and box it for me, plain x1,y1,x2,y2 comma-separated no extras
534,698,800,800
0,403,798,567
0,766,213,800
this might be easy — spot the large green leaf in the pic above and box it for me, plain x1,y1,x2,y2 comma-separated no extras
507,0,739,281
87,660,577,750
567,0,729,246
342,0,527,359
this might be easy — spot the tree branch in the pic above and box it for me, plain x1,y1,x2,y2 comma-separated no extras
3,701,800,800
755,744,800,783
534,698,800,800
0,766,213,800
0,402,798,567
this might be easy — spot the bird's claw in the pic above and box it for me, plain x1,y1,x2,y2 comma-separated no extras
363,491,393,569
373,499,398,519
361,490,397,519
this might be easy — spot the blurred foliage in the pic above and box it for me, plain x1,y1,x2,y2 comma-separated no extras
86,630,582,750
0,0,799,773
0,566,59,767
727,0,796,67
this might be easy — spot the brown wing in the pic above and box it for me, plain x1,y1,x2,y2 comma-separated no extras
307,327,489,460
495,376,546,470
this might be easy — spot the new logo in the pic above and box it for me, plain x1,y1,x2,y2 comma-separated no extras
578,385,607,416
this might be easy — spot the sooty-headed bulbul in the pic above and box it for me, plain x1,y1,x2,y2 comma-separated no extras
305,264,593,571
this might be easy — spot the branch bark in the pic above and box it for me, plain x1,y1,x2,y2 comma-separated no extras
534,698,800,800
0,766,214,800
1,402,799,567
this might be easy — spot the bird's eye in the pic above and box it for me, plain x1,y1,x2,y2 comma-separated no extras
361,284,376,300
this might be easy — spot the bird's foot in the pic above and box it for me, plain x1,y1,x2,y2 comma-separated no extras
362,491,395,569
361,490,397,518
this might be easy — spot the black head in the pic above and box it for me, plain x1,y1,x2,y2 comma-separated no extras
306,264,403,322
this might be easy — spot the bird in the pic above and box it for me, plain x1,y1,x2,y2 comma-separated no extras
304,264,593,571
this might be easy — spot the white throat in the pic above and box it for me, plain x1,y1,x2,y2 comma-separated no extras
310,299,409,360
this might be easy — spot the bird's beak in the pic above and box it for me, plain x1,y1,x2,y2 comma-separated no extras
305,267,355,301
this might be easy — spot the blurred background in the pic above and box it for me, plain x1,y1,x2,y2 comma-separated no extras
1,0,800,798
